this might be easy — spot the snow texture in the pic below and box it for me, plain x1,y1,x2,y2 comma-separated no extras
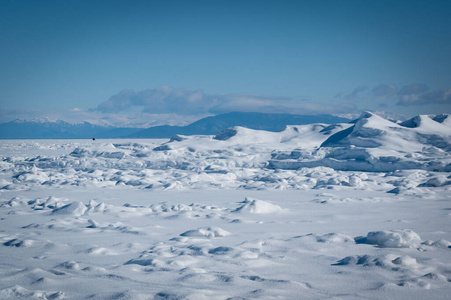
0,112,450,299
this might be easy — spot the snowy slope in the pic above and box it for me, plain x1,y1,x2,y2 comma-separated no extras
322,111,451,151
271,112,451,172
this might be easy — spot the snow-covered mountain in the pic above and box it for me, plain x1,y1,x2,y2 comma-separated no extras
0,112,350,139
127,112,351,138
146,111,451,173
269,111,451,172
322,111,451,150
0,119,115,139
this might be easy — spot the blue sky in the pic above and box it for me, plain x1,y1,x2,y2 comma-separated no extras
1,0,450,126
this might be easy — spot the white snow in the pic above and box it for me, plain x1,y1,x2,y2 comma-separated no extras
0,113,450,299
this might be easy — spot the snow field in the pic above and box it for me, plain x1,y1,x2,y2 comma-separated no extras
1,187,450,299
0,112,450,299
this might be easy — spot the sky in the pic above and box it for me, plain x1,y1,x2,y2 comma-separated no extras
0,0,450,126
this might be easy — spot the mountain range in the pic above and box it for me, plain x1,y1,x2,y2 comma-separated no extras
0,112,350,139
0,119,115,139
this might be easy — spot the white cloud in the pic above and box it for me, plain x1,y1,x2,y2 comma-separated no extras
92,86,357,117
371,84,397,98
339,83,451,107
344,85,369,100
3,84,450,126
94,89,136,113
92,86,215,115
397,83,429,96
397,88,451,106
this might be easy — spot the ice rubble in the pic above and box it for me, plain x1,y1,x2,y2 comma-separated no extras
0,285,65,299
1,112,450,192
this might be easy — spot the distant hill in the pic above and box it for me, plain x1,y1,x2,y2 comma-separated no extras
0,112,350,139
96,128,143,139
127,112,350,138
0,119,110,139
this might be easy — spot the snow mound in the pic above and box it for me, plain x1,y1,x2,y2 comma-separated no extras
335,254,419,268
85,246,117,255
51,201,87,217
422,239,451,249
55,260,81,270
0,285,65,299
28,196,65,210
13,166,50,184
71,143,127,159
314,233,354,243
233,197,283,214
86,200,108,213
334,254,388,267
0,197,27,207
392,255,419,267
355,229,421,248
418,176,451,187
180,226,230,238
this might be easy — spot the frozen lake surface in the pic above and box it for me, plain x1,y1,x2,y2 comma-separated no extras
1,112,450,299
